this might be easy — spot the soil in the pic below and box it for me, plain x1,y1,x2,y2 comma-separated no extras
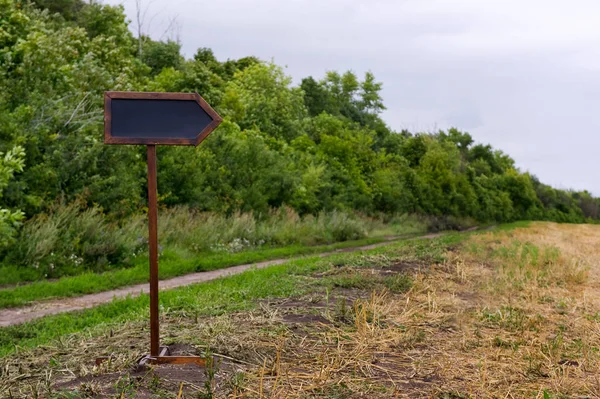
282,313,331,325
53,343,238,399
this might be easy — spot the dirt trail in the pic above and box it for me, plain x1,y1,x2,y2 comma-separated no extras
0,231,460,327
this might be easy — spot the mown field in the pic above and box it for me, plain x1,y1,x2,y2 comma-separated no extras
1,221,599,398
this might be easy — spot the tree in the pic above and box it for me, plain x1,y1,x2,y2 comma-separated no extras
0,146,25,248
576,191,599,219
220,63,307,141
142,39,183,75
359,71,385,114
300,77,331,117
30,0,85,21
300,71,386,127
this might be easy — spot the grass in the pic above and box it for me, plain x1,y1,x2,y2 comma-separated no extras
4,221,599,398
0,206,435,308
0,236,394,309
468,221,591,293
1,204,430,284
0,259,305,358
0,234,462,358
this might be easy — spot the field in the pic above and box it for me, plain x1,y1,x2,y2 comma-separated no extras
1,222,600,398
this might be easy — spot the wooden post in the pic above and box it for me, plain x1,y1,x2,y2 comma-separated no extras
99,145,212,368
147,145,159,356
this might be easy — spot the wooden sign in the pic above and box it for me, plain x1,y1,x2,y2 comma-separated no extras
104,92,222,146
103,92,222,367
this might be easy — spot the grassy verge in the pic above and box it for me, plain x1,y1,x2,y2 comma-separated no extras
3,204,431,285
0,236,405,310
0,233,465,357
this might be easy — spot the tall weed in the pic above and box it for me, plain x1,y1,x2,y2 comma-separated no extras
155,207,369,253
5,203,143,278
4,204,429,278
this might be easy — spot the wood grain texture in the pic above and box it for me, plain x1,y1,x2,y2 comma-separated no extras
147,145,160,356
103,94,112,144
106,91,197,101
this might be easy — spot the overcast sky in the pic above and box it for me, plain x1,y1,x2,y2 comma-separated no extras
106,0,600,195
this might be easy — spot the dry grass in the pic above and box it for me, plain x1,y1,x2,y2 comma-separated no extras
238,223,600,398
2,222,600,398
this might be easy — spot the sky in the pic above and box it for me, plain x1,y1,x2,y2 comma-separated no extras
105,0,600,195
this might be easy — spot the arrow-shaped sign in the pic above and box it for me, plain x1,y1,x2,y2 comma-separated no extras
104,92,222,146
102,91,222,367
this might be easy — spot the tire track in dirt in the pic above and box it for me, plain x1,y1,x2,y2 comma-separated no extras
0,230,472,327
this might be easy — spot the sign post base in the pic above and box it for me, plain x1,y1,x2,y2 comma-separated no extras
95,346,208,369
138,346,207,367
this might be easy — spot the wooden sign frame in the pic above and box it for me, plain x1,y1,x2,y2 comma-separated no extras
100,91,223,368
104,91,223,146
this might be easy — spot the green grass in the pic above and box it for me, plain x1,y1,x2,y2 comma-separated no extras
3,205,430,284
0,236,400,309
0,233,467,357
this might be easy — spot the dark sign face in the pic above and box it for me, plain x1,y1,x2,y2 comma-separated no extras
104,92,223,146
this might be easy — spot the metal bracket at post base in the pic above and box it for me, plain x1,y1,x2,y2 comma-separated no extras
95,346,208,369
138,355,207,367
139,346,207,367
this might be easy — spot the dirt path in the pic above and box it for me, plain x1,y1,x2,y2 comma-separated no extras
0,231,459,327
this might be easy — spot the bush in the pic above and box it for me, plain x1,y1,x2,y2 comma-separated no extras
2,203,430,281
318,211,367,242
155,207,370,253
5,203,144,277
424,215,478,232
256,208,367,246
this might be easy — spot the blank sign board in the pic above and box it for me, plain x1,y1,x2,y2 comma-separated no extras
104,92,222,146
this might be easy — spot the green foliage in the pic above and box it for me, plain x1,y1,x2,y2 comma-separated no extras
221,62,306,141
141,38,183,75
3,205,417,280
0,145,25,248
301,70,385,127
30,0,85,21
0,0,598,283
157,207,371,252
5,203,142,277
